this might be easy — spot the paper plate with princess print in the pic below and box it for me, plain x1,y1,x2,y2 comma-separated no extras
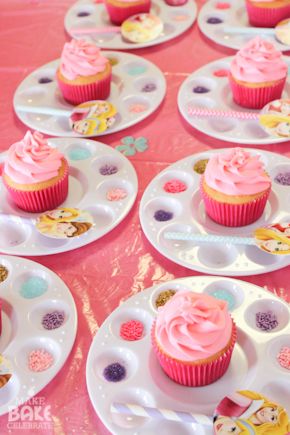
178,56,290,145
198,0,290,52
139,148,290,276
64,0,197,50
86,276,290,435
13,51,166,138
0,138,138,256
0,255,77,416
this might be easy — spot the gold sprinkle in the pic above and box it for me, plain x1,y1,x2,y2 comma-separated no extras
0,266,8,283
193,159,209,175
155,290,176,308
107,57,119,67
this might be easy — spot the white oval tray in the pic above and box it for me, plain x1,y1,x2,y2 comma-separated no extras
0,138,138,256
178,56,290,145
65,0,197,50
86,276,290,435
139,148,290,276
0,255,77,416
198,0,290,52
13,51,166,137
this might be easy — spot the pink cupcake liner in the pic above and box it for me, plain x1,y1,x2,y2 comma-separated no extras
200,181,271,227
57,73,111,105
246,1,290,27
151,321,237,387
4,161,69,213
229,74,286,110
165,0,188,5
104,0,151,25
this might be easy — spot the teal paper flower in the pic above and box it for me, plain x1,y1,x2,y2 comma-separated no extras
116,136,148,156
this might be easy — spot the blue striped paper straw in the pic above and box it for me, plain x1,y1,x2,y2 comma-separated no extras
111,402,212,425
164,231,255,246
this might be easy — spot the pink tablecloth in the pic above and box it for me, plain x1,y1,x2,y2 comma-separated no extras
0,1,290,434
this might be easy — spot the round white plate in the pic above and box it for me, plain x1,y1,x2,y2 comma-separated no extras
0,138,138,256
139,148,290,276
0,255,77,416
178,56,290,145
13,51,166,138
64,0,197,50
198,0,290,52
86,276,290,435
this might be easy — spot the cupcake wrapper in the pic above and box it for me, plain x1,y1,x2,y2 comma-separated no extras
229,74,286,110
57,73,111,105
246,1,290,27
201,182,271,227
151,322,237,387
165,0,188,5
4,164,69,213
105,0,151,25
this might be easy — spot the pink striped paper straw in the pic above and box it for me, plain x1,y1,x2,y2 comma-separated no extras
187,107,259,121
70,26,121,35
111,402,212,426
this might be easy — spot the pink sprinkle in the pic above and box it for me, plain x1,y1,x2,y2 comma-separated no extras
277,346,290,370
106,188,127,201
28,349,54,372
213,69,229,77
163,179,187,193
215,2,231,9
129,104,147,113
120,320,144,341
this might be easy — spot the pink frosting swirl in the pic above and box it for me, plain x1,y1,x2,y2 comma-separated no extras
230,37,287,83
155,291,233,361
4,131,64,184
204,148,271,195
59,39,109,80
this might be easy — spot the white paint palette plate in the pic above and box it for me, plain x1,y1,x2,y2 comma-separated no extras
178,56,290,145
139,148,290,276
86,276,290,435
13,51,166,137
0,255,77,416
198,0,290,52
65,0,197,50
0,138,138,256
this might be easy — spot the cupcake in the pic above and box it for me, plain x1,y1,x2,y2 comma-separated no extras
2,131,68,213
152,291,236,387
104,0,151,25
200,148,271,227
229,37,287,109
56,39,112,105
246,0,290,27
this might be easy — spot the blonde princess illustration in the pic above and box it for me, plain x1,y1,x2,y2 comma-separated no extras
260,114,290,138
36,209,94,238
71,118,107,136
214,390,290,435
39,208,81,223
254,224,290,255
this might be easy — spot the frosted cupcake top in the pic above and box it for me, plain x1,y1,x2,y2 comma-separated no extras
4,131,64,184
230,37,287,83
155,291,233,361
204,148,271,195
59,39,109,80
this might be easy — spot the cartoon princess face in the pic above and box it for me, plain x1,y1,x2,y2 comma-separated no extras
47,209,74,220
254,407,279,424
214,416,242,434
261,240,290,253
56,222,77,237
275,121,290,138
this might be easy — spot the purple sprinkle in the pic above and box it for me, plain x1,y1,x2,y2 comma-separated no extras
142,83,157,92
42,311,65,330
193,86,210,94
38,77,53,84
77,11,91,17
103,362,126,382
99,164,118,176
256,311,278,331
274,172,290,186
154,210,173,222
207,17,223,24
